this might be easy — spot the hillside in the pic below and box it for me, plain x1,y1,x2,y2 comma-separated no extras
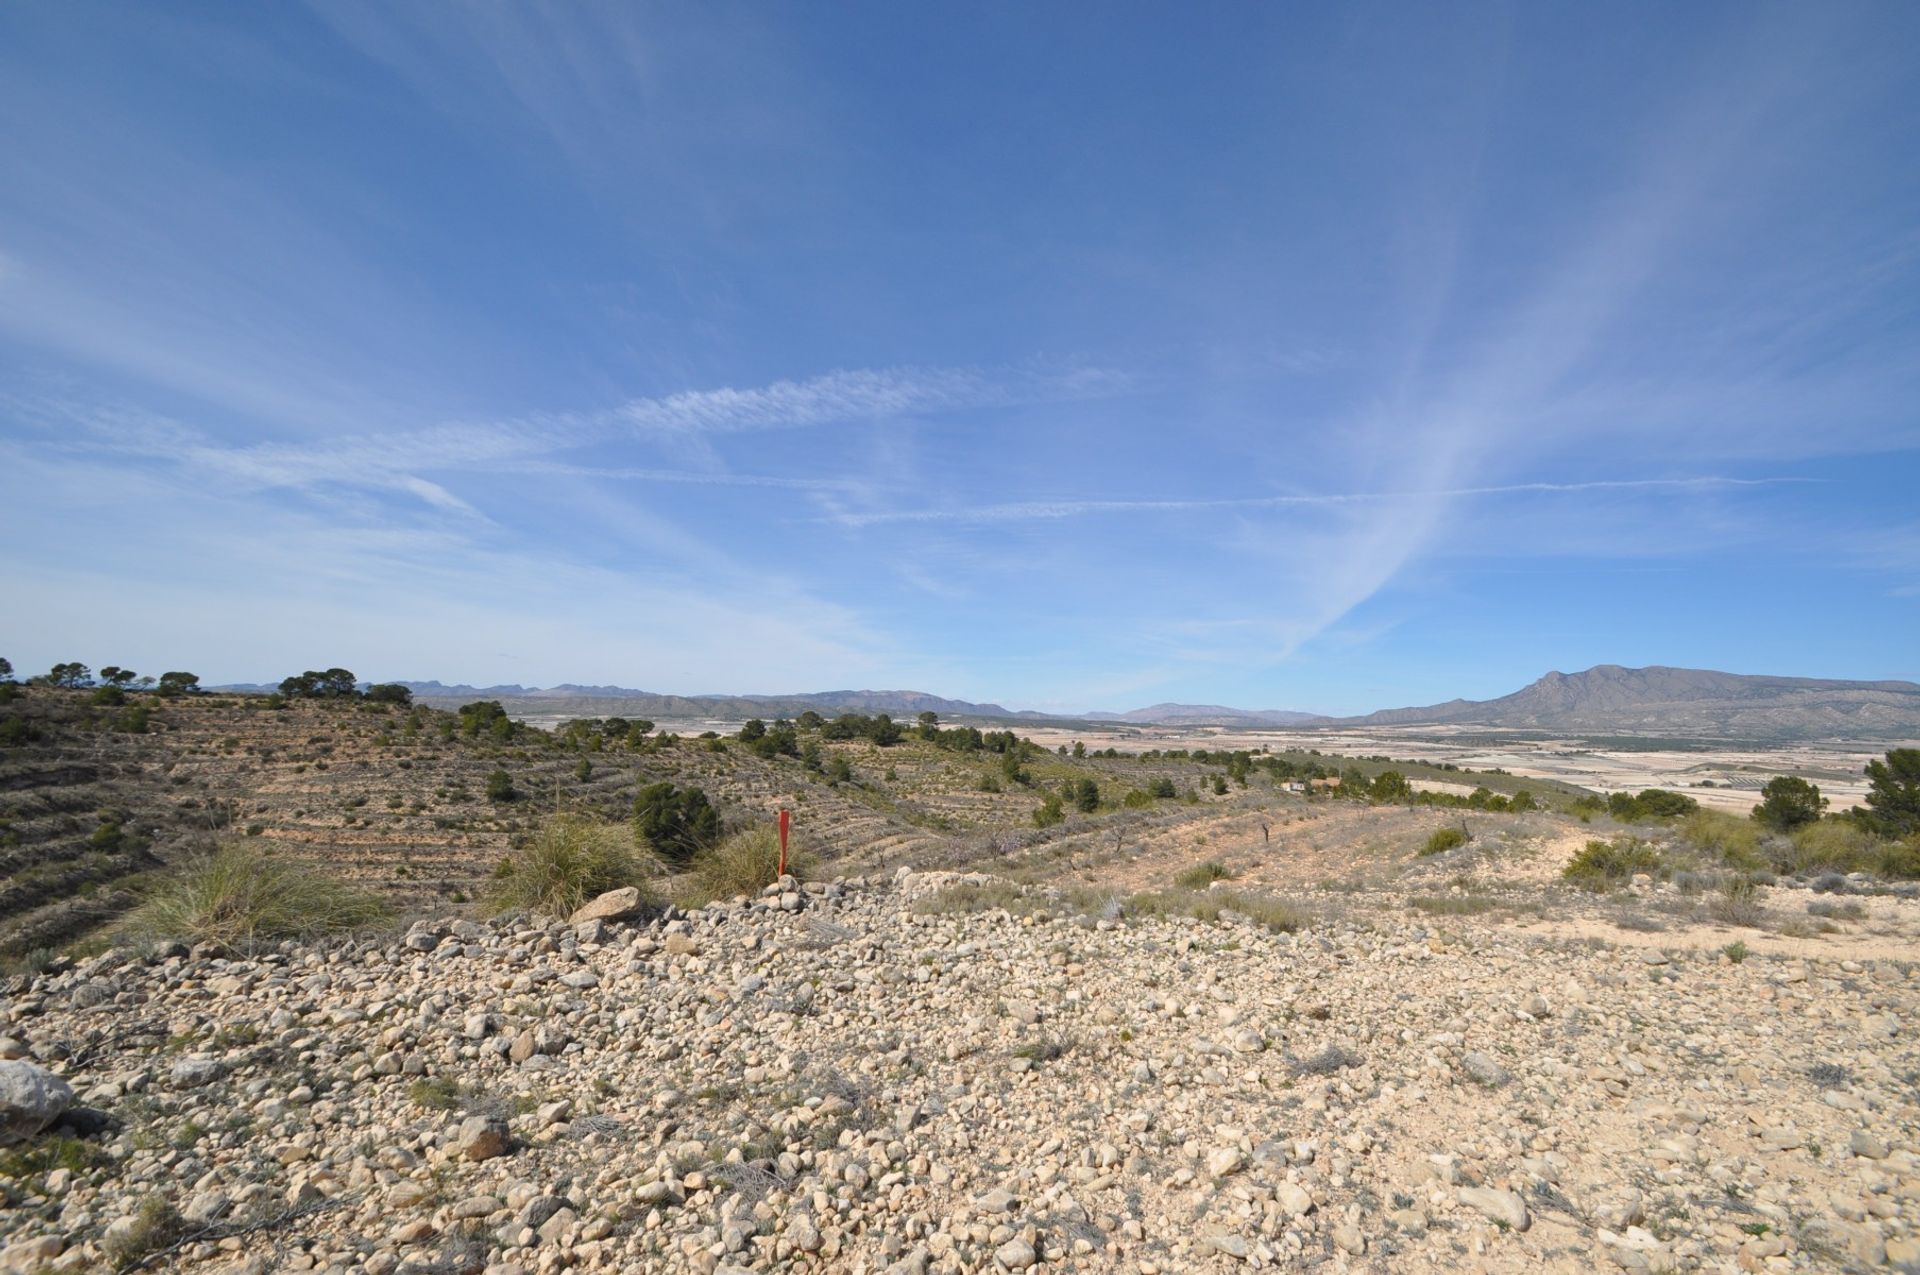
7,687,1475,962
1339,664,1920,739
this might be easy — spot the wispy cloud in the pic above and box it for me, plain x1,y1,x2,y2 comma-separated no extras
828,476,1812,528
20,360,1129,507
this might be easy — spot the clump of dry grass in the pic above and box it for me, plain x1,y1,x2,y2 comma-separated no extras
488,814,658,918
1174,860,1236,889
684,826,816,904
118,843,389,951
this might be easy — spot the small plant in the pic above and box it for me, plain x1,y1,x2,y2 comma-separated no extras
117,844,389,950
103,1196,186,1266
1175,860,1235,890
1707,875,1766,928
408,1077,469,1110
1422,826,1469,856
487,813,658,918
485,769,517,803
1722,940,1749,964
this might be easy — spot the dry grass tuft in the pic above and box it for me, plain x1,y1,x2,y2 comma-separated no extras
488,814,658,918
117,843,389,951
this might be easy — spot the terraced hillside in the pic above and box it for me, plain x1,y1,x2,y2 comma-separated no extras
1,688,1391,961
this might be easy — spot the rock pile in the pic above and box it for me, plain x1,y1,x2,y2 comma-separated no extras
0,870,1916,1273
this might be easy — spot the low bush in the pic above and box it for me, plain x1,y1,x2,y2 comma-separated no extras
1563,837,1664,890
911,880,1039,917
1706,874,1767,928
1422,826,1469,856
1678,809,1764,870
1174,860,1235,889
118,844,389,950
1779,820,1880,876
1881,835,1920,880
1807,897,1866,921
488,814,657,918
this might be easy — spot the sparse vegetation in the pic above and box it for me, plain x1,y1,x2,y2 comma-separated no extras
1422,826,1470,856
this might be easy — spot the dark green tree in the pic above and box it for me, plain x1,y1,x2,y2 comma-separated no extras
869,714,902,746
1751,776,1826,831
365,683,413,706
0,657,11,682
486,769,517,802
1370,770,1412,803
738,718,767,743
156,671,200,696
98,666,138,688
47,663,93,689
632,782,721,862
1072,778,1100,813
1861,749,1920,838
917,711,939,740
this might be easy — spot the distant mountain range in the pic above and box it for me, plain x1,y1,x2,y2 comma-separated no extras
394,684,1047,722
213,665,1920,739
1330,664,1920,738
1084,703,1325,727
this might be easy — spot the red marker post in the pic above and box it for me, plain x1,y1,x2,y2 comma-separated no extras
778,808,791,878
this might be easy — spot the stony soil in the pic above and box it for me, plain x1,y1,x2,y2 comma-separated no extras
3,855,1918,1275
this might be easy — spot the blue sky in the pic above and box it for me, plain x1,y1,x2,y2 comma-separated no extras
2,3,1916,715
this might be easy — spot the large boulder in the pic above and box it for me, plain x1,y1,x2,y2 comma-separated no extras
0,1061,74,1144
569,887,645,925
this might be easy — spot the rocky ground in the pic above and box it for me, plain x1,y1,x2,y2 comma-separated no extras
2,861,1917,1275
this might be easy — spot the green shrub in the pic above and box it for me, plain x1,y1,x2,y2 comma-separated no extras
632,782,721,863
488,814,657,918
1878,835,1920,880
1678,809,1763,870
1779,820,1879,876
1563,838,1664,890
117,844,389,951
687,826,814,902
1032,796,1065,828
1422,826,1469,856
1122,788,1154,808
485,769,517,802
1174,860,1235,889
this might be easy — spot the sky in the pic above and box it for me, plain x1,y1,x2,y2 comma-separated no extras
1,3,1917,715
